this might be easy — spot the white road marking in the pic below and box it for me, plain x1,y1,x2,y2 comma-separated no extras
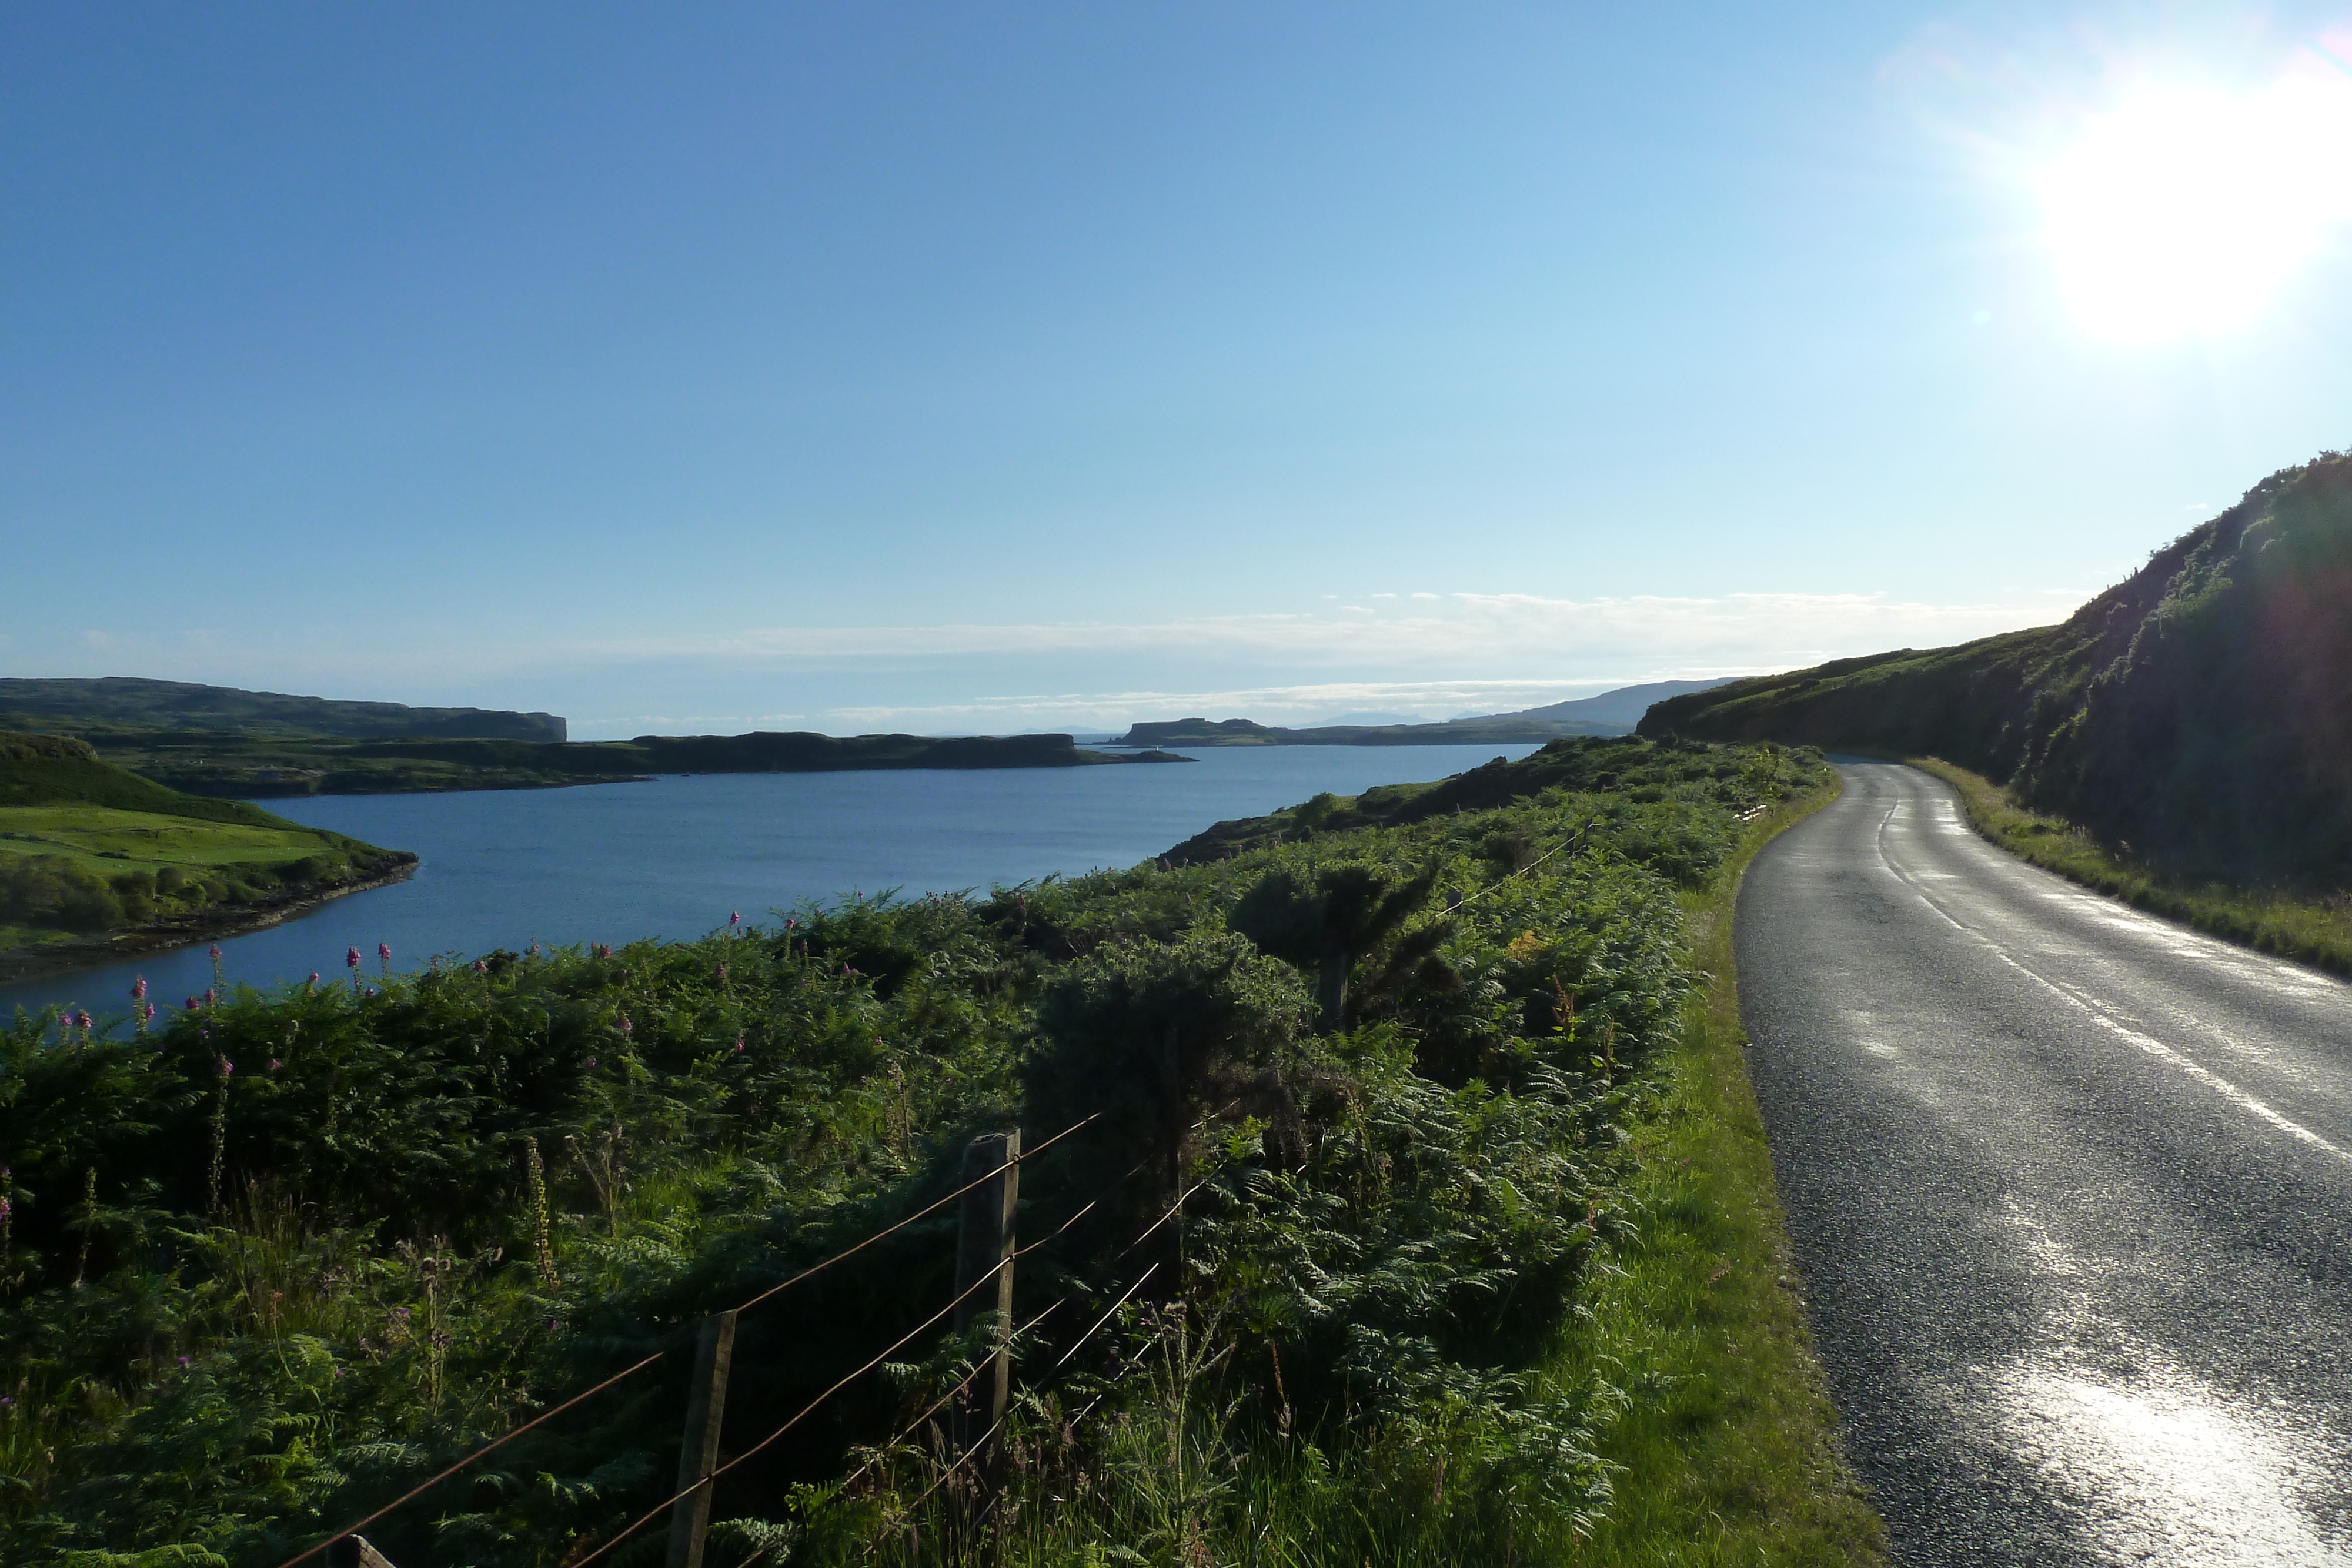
1865,779,2352,1166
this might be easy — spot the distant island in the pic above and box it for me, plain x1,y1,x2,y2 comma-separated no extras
1110,679,1733,748
1,680,1187,797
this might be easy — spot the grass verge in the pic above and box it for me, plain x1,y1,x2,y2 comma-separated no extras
1573,775,1886,1565
1910,756,2352,978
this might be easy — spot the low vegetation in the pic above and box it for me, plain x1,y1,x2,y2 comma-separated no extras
0,735,1870,1566
0,735,412,973
1645,450,2352,888
1914,756,2352,978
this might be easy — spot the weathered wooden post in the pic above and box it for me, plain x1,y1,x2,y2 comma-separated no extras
666,1310,737,1568
950,1131,1020,1512
326,1537,398,1568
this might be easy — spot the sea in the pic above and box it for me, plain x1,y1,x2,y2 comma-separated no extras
1,744,1542,1023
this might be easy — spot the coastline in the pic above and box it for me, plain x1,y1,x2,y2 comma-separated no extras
0,855,420,988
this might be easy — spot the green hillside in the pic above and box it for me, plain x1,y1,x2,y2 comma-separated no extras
1641,451,2352,884
0,677,566,741
0,735,295,827
0,734,413,973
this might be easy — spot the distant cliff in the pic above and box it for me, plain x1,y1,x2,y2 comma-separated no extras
1642,452,2352,885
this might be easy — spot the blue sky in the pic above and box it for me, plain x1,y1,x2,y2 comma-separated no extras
6,2,2350,738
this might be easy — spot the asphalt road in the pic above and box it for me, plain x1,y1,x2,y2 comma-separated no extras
1739,761,2352,1565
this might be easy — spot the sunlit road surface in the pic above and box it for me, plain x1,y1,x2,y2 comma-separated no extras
1738,762,2352,1565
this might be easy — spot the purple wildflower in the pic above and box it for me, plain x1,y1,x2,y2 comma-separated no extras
219,1058,234,1079
268,1059,282,1072
132,977,146,1001
617,1015,632,1035
584,1057,599,1069
76,1010,92,1030
346,947,361,969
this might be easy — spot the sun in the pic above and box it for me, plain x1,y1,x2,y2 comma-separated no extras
2035,53,2352,344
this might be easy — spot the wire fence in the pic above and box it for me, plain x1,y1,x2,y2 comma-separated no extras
275,1103,1212,1568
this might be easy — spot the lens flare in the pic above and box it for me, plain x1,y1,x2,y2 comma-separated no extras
2036,44,2352,343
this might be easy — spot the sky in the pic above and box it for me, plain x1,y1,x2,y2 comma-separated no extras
5,3,2351,740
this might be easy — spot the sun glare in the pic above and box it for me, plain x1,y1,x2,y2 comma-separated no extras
2036,46,2352,343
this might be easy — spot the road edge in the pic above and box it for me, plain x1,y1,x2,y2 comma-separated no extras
1909,755,2352,979
1578,769,1888,1563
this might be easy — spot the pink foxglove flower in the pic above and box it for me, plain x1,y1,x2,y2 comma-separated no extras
618,1015,633,1035
131,977,146,1001
346,947,360,969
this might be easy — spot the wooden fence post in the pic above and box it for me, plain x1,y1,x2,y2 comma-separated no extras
950,1131,1020,1487
666,1310,737,1568
326,1536,398,1568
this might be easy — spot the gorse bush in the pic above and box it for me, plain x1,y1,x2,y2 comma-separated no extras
0,735,1829,1567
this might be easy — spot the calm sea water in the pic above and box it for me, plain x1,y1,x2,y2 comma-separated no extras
3,744,1539,1022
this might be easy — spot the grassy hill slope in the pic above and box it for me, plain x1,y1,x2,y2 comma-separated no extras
0,677,566,741
0,735,297,827
0,734,413,975
1642,452,2352,885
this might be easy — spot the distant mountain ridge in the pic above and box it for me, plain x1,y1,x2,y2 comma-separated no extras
1642,452,2352,884
0,677,567,741
1112,679,1736,748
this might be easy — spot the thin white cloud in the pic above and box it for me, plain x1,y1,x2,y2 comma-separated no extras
584,588,2076,667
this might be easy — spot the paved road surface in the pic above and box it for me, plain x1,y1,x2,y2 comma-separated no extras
1739,761,2352,1564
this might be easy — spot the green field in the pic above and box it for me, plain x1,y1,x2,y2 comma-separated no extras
0,734,414,970
0,804,360,877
